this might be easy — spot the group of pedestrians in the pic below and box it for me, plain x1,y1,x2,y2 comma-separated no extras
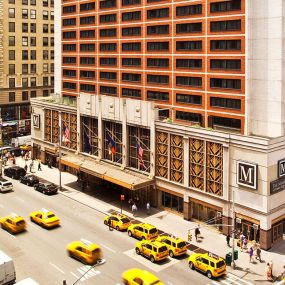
128,197,151,217
1,150,17,167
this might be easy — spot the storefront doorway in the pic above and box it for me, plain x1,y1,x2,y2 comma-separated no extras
236,217,260,242
272,219,285,244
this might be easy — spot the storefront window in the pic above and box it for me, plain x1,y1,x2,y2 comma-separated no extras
235,219,260,243
161,191,183,213
20,104,31,119
1,105,18,121
81,116,99,156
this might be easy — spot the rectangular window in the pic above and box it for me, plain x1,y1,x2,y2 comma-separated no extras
210,59,241,70
43,63,48,72
9,78,16,88
43,24,48,33
122,58,141,66
210,40,241,51
22,37,28,46
30,90,37,98
122,27,141,36
30,10,36,19
43,50,49,60
63,44,76,51
22,50,28,60
9,8,15,18
63,69,76,77
30,23,36,33
62,5,76,14
121,0,141,6
122,11,141,21
122,42,141,51
30,64,36,73
100,0,116,9
147,25,169,35
100,14,116,23
80,30,95,38
100,85,117,95
100,58,117,66
22,23,28,32
22,64,28,74
80,16,95,25
80,70,95,78
147,75,169,84
63,18,76,26
176,59,202,69
147,90,169,101
210,0,241,13
147,42,169,51
210,78,241,90
30,37,36,46
63,31,76,39
9,64,15,74
63,82,76,90
210,116,241,130
80,2,95,11
122,73,141,82
43,77,49,86
176,93,202,105
22,78,28,87
176,41,202,51
176,22,202,33
147,58,169,67
100,43,117,51
9,36,15,46
30,50,36,60
22,9,28,19
80,57,95,65
80,44,95,51
9,50,15,60
147,8,169,19
22,91,29,101
176,111,202,124
9,22,15,32
9,92,15,102
30,77,36,87
176,76,202,87
80,83,96,92
210,97,241,110
176,4,202,16
100,28,117,37
63,57,76,64
100,72,117,80
122,88,141,98
210,20,241,32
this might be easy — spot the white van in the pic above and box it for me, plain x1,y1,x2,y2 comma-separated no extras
0,250,16,285
16,278,39,284
0,178,13,193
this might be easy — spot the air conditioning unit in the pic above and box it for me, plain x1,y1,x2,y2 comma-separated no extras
236,218,241,224
253,224,259,230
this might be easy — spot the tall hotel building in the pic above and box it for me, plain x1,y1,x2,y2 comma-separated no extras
31,0,285,250
0,0,54,144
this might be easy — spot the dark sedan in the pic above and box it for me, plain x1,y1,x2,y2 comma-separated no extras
20,174,39,186
4,166,26,180
34,182,58,195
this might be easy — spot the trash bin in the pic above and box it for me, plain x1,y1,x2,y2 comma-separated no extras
225,252,232,266
234,249,238,260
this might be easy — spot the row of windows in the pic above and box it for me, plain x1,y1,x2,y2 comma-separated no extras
8,8,53,20
9,50,54,61
11,37,54,47
9,22,54,34
8,76,53,88
9,0,54,7
9,62,53,74
62,40,241,52
7,89,49,103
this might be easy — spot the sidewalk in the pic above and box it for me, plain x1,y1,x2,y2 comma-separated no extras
15,157,285,283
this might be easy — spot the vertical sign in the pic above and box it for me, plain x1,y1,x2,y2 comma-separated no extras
237,161,258,190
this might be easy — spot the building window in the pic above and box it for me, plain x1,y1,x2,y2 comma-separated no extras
80,30,95,38
121,58,141,66
50,24,54,33
30,50,36,60
9,22,15,32
147,75,169,84
22,51,28,60
22,78,28,87
81,117,99,156
31,0,36,5
43,37,48,46
100,43,117,51
122,73,141,82
22,64,28,74
43,0,48,6
43,77,49,86
80,57,95,65
122,0,141,6
122,27,141,36
80,84,96,92
30,23,36,33
22,23,28,32
62,5,76,14
51,64,54,72
176,59,202,69
210,40,241,51
100,57,117,66
147,90,169,101
147,25,169,35
176,4,202,16
100,0,116,9
147,8,169,19
176,23,202,34
9,8,15,18
30,77,36,87
9,50,15,60
210,0,241,13
176,40,202,51
63,18,76,26
30,10,36,19
50,11,54,20
9,92,15,102
100,85,117,95
176,111,202,125
30,64,36,73
176,76,202,87
210,20,241,32
176,93,202,105
30,37,36,46
43,50,49,60
210,97,241,110
9,36,15,46
147,58,169,68
9,64,15,75
22,0,28,4
22,9,28,19
161,192,183,213
209,116,241,130
80,2,95,11
9,0,15,4
147,42,169,51
210,59,241,70
99,71,117,80
9,78,16,88
63,57,76,64
122,11,141,21
80,44,95,51
122,88,141,98
100,28,117,37
43,90,49,97
100,14,116,23
43,63,48,72
80,70,95,78
122,42,141,51
63,31,76,39
210,78,241,90
43,10,49,20
22,91,29,101
63,82,76,90
51,51,54,59
30,90,37,98
80,16,95,25
22,37,28,46
63,44,76,51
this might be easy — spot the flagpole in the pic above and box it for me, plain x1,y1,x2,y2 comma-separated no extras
59,124,62,192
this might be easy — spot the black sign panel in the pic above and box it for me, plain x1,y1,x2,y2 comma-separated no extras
278,159,285,178
270,176,285,194
237,161,258,190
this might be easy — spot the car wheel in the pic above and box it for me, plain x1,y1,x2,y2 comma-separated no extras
128,230,132,237
12,175,15,179
207,271,212,279
150,256,155,263
67,251,72,257
142,236,146,240
189,262,195,270
30,217,33,222
115,226,119,231
104,220,108,225
169,250,174,258
135,247,140,255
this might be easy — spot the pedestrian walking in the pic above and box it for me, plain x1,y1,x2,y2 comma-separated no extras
269,260,274,279
128,198,133,210
24,164,28,173
242,237,248,251
195,225,200,242
266,263,273,281
21,150,24,159
249,246,253,263
146,202,150,215
38,160,42,171
29,160,34,173
132,203,137,217
108,218,112,231
256,245,262,262
226,234,230,247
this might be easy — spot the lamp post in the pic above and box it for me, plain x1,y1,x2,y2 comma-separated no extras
57,124,62,192
231,189,236,269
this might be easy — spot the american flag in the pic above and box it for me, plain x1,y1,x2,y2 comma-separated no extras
136,142,146,169
62,125,70,143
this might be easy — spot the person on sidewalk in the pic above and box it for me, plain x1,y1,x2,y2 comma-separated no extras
195,225,200,242
24,164,28,173
38,160,42,171
226,234,230,247
132,203,137,217
21,150,24,159
256,245,262,262
249,246,253,263
269,260,274,279
266,263,273,281
146,202,150,215
29,160,34,173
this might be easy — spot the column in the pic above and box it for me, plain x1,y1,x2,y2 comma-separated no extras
76,96,80,153
122,99,127,168
97,95,103,159
183,136,189,187
259,228,272,250
149,107,156,177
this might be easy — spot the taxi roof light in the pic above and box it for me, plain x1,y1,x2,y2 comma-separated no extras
10,213,19,218
41,208,49,213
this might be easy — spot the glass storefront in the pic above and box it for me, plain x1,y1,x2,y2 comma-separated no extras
272,219,285,244
235,218,260,242
161,191,183,213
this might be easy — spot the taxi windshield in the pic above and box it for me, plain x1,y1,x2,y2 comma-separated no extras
149,228,157,234
16,220,25,226
46,214,55,219
150,281,160,285
216,260,225,268
177,241,187,248
91,248,99,255
121,218,130,223
158,246,167,252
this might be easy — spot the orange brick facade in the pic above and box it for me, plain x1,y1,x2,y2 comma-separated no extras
61,0,245,133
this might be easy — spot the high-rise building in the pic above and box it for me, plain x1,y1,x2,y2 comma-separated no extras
0,0,54,144
31,0,285,250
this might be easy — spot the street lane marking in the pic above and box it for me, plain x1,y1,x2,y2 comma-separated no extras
3,231,16,239
211,281,220,285
15,196,25,202
220,280,231,285
49,262,65,274
76,266,100,281
227,273,254,285
70,272,79,279
101,244,116,253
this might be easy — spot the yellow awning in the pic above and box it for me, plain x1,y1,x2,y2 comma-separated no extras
60,155,82,170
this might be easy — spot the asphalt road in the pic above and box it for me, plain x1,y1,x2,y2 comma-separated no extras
0,177,257,285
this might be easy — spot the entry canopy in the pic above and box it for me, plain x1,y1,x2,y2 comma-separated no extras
60,154,154,190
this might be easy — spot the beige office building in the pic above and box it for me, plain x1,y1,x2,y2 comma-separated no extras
0,0,54,144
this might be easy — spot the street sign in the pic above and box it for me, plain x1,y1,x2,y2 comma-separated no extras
120,195,125,201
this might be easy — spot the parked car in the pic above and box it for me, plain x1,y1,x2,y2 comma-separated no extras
0,251,16,285
0,178,13,193
20,174,39,186
34,182,58,195
8,147,22,157
4,166,26,179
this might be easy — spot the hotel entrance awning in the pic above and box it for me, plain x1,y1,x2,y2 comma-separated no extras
60,154,154,190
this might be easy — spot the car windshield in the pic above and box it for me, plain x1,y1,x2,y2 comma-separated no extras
216,260,225,268
46,214,55,219
149,228,157,234
158,246,167,252
16,220,25,226
91,248,100,255
177,241,187,248
3,182,12,186
121,218,130,223
150,281,161,285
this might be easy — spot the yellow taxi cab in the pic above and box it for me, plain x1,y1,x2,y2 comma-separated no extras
128,223,158,240
67,239,102,265
188,252,226,279
104,214,131,231
30,208,60,228
156,234,188,257
0,213,26,234
20,145,32,151
135,240,169,263
122,268,165,285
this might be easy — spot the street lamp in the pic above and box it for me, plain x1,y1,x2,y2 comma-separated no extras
231,189,236,269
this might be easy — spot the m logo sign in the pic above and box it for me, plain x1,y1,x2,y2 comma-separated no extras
33,114,40,129
278,159,285,178
237,161,258,190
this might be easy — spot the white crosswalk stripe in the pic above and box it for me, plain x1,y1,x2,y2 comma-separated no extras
208,274,255,285
76,266,101,282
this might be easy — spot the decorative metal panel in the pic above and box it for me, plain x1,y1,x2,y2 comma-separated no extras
155,131,169,179
51,110,59,144
206,142,223,196
170,135,184,184
44,109,51,142
189,138,204,190
61,112,77,150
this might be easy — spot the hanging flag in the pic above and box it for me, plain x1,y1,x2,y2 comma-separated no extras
106,133,116,155
62,125,70,143
83,129,91,154
136,142,146,169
